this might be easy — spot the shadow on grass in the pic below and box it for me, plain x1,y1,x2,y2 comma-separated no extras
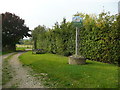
16,50,26,52
85,62,94,65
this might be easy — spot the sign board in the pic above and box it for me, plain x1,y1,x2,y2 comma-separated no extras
72,16,83,27
72,16,83,23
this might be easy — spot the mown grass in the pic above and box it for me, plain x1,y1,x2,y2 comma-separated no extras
2,53,16,85
19,51,118,88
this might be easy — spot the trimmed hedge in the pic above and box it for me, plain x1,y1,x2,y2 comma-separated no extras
32,12,120,64
80,13,120,64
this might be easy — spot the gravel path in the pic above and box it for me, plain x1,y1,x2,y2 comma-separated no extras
3,52,44,88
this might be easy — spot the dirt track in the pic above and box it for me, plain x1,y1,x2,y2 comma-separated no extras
3,52,44,88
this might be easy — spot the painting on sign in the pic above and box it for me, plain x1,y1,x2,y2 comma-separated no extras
72,16,83,23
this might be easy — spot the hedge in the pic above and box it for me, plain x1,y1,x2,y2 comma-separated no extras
32,12,120,64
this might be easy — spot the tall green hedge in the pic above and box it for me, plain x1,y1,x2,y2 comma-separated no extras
80,13,120,64
32,12,119,64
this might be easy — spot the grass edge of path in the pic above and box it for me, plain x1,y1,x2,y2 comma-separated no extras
2,53,17,86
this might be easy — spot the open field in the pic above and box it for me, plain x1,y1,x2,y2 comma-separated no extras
1,45,32,55
16,44,32,51
19,51,118,88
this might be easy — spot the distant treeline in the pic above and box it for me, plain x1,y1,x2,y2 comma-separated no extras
32,12,120,64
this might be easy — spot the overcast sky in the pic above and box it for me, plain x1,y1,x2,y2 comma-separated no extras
0,0,119,30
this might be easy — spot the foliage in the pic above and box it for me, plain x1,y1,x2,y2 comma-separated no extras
80,12,120,64
18,39,33,45
32,25,46,49
32,18,75,56
19,51,118,88
2,12,31,51
32,12,119,64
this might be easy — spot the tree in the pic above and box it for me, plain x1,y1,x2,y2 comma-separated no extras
2,12,31,51
32,25,46,49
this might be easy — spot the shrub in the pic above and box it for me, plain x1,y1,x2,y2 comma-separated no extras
32,12,119,65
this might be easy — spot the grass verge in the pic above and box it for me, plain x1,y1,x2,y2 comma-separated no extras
2,53,17,85
19,51,118,88
1,51,13,55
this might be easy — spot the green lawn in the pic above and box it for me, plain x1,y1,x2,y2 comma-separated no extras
19,51,118,88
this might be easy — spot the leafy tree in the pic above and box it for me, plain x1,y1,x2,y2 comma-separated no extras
32,25,46,49
2,12,31,51
18,39,33,45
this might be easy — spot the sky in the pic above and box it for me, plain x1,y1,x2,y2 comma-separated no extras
0,0,119,30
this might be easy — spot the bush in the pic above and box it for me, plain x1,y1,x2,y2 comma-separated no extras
32,13,119,65
33,49,46,54
79,13,119,64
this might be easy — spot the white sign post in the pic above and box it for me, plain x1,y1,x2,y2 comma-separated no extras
72,16,83,56
76,27,78,56
69,16,86,65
